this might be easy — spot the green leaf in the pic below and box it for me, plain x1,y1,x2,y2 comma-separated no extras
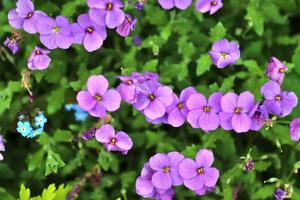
98,151,113,171
246,1,264,36
196,54,212,76
210,22,226,42
53,130,72,142
28,149,45,171
144,59,158,71
19,185,30,200
53,185,72,200
45,152,65,176
292,45,300,75
47,88,66,114
41,184,56,200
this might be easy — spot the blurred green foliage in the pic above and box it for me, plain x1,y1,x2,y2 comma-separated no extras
0,0,300,199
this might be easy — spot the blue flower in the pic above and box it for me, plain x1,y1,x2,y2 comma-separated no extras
27,128,44,138
65,104,75,111
75,110,89,122
17,121,33,137
35,114,47,128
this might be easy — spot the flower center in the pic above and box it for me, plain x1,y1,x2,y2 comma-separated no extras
53,26,60,33
148,94,156,101
86,27,94,33
177,103,184,110
203,106,211,113
211,0,218,6
110,138,116,145
197,167,204,174
35,50,41,55
9,38,15,44
279,68,286,73
126,80,133,85
235,107,242,114
26,12,34,19
163,167,170,173
221,53,228,59
106,3,113,10
95,95,102,101
275,95,282,101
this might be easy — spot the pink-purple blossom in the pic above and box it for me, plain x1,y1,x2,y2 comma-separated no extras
209,39,240,69
249,104,269,131
116,14,137,37
289,118,300,141
76,75,121,118
95,124,133,154
266,57,288,85
3,37,20,55
71,13,107,52
88,0,125,29
27,46,51,70
196,0,223,15
0,135,5,161
157,0,192,10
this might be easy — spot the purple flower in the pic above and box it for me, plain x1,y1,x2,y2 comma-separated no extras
186,92,223,131
167,87,197,127
209,39,240,69
3,37,20,55
8,0,46,34
0,135,5,161
117,74,141,103
27,46,51,70
260,80,298,117
136,162,156,198
274,188,286,200
133,36,142,46
149,152,185,190
194,186,215,196
219,91,255,133
249,104,269,131
157,0,192,10
244,159,254,172
135,2,145,10
71,14,107,52
88,0,125,29
76,75,121,118
37,16,73,49
196,0,223,15
133,83,174,120
266,57,288,85
178,149,219,191
81,128,96,140
116,14,137,37
95,124,133,154
290,118,300,141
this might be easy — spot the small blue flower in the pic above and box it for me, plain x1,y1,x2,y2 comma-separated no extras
65,104,75,111
35,114,47,128
75,110,89,122
27,128,44,138
17,121,33,137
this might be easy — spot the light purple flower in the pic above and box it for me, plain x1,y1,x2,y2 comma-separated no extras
133,83,174,120
167,87,197,127
149,152,185,190
71,13,107,52
209,39,240,69
219,91,255,133
116,14,137,37
249,104,269,131
266,57,288,85
88,0,125,29
37,16,73,49
0,135,5,161
95,124,133,154
8,0,46,34
178,149,219,191
3,37,20,55
133,36,142,46
136,162,156,198
116,75,138,103
274,188,286,200
157,0,192,10
187,92,223,131
76,75,121,118
260,80,298,117
196,0,223,15
290,118,300,141
27,46,51,70
155,188,175,200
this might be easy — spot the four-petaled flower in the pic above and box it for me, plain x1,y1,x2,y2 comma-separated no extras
266,57,288,85
28,46,51,70
196,0,223,15
3,37,20,55
157,0,192,10
116,14,137,37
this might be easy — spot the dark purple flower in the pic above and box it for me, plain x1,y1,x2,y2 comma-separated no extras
8,0,46,34
27,46,51,70
261,80,298,117
95,124,133,154
167,87,197,127
88,0,125,29
81,128,96,140
116,14,137,37
133,83,174,120
274,188,286,200
209,39,240,69
267,57,288,85
0,135,5,161
178,149,219,191
196,0,223,15
71,13,107,52
290,118,300,141
133,36,142,46
158,0,192,10
249,104,269,131
76,75,121,118
37,16,73,49
149,152,185,190
135,2,145,10
3,37,20,55
219,91,255,133
187,92,223,131
244,159,254,172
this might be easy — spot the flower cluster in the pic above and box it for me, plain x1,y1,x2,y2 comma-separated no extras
135,149,219,199
0,135,5,161
16,109,47,138
65,103,89,122
157,0,223,15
